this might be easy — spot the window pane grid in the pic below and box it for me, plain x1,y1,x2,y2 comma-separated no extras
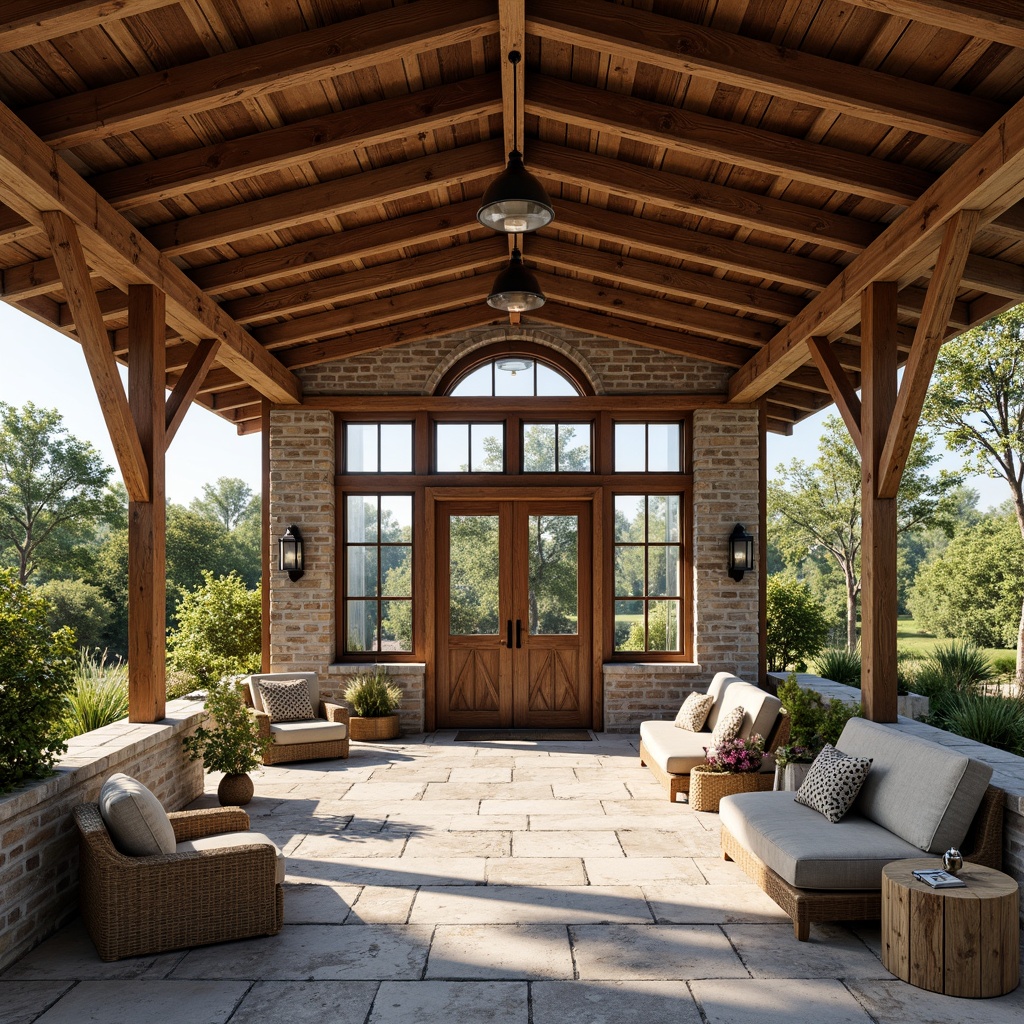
613,422,682,473
344,422,413,473
522,422,592,473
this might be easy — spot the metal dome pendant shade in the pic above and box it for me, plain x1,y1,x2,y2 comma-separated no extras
487,246,545,312
477,51,554,234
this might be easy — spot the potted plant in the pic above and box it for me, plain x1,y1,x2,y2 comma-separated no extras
182,679,271,805
344,667,403,741
688,734,768,812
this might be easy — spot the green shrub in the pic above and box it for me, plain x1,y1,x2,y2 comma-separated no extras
344,667,403,718
167,571,261,684
913,639,993,702
765,573,830,673
36,578,112,651
0,568,77,793
989,653,1017,681
182,679,270,775
937,692,1024,756
62,649,129,738
813,646,861,687
776,672,860,757
166,669,201,701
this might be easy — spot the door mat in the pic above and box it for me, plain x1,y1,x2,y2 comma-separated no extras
454,730,593,742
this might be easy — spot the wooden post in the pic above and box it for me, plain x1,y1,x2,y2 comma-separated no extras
860,281,898,723
128,285,167,723
261,399,271,672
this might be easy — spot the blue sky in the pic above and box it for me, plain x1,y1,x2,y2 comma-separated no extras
0,301,1009,512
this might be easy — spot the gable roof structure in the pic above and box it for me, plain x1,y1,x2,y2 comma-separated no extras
1,0,1024,438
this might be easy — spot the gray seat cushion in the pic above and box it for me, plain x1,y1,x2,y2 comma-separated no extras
720,791,923,890
270,719,348,745
836,718,993,854
177,831,286,884
99,773,176,856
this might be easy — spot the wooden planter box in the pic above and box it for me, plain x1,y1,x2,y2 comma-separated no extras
689,766,773,812
349,713,401,741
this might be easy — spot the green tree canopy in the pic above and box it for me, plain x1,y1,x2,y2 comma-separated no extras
0,402,112,583
765,572,831,673
189,477,258,530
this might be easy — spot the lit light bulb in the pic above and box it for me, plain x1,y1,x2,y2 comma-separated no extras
503,215,530,233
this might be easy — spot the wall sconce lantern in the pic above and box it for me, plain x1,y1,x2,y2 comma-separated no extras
279,525,304,581
728,523,754,582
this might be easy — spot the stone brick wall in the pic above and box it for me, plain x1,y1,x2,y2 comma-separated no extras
327,664,426,735
0,701,205,971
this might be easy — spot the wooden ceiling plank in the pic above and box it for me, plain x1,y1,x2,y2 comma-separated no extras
531,76,934,205
41,209,149,502
727,93,1024,405
164,338,221,449
839,0,1024,49
0,97,301,405
527,0,1003,144
0,203,37,245
0,0,178,53
878,210,979,498
146,140,504,256
224,237,508,323
20,0,498,146
531,141,880,253
189,200,482,293
528,235,804,318
806,335,863,452
90,74,502,209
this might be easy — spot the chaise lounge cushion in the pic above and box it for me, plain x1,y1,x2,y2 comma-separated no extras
720,791,924,889
640,720,713,774
269,718,349,745
705,674,781,744
836,718,992,853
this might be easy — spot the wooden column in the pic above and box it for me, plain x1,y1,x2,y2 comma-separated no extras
128,285,167,723
860,281,898,723
261,399,271,672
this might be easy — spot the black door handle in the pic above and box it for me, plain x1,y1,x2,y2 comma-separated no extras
515,619,522,648
506,619,513,648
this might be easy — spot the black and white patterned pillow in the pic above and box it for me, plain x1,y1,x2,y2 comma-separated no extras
794,744,872,823
257,679,316,723
710,705,745,745
674,692,715,731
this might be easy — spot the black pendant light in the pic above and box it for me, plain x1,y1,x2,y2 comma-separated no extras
487,239,545,312
477,50,554,234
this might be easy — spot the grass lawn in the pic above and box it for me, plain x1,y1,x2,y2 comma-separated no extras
894,615,1013,667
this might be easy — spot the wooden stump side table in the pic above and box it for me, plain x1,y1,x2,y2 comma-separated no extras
881,858,1019,998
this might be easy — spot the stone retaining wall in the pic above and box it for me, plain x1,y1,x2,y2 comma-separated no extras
0,701,206,971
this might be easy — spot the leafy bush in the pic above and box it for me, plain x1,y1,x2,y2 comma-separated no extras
182,679,270,775
167,571,261,684
62,649,129,738
344,667,403,717
36,578,113,651
912,639,993,701
166,669,201,701
989,653,1017,681
935,692,1024,756
765,573,830,672
813,646,861,687
0,568,76,793
775,672,860,763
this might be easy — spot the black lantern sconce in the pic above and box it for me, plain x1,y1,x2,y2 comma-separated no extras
728,523,754,582
279,525,304,582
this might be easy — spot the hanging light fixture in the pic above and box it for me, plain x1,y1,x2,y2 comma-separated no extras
487,239,545,312
477,50,554,234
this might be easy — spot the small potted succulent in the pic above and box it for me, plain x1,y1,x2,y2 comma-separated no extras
344,666,403,741
182,679,271,805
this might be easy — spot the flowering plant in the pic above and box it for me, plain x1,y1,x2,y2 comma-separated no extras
772,743,815,767
702,734,765,774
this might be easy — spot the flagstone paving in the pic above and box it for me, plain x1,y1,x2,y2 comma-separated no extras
3,731,1023,1024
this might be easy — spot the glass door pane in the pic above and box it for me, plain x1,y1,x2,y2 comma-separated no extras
448,514,500,635
527,514,578,635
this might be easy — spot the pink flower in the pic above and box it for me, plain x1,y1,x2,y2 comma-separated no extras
702,734,765,773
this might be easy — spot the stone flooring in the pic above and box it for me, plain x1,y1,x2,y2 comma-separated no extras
3,732,1023,1024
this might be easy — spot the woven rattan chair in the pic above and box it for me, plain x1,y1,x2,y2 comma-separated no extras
242,672,350,765
74,803,284,961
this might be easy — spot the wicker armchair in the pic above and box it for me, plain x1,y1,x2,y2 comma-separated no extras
74,803,284,961
242,672,350,765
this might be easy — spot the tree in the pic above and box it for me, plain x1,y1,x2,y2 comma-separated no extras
0,402,112,583
765,572,831,673
769,415,963,649
922,306,1024,687
909,508,1024,649
189,477,257,530
36,578,113,651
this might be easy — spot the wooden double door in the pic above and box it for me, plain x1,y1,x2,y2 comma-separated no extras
436,498,592,729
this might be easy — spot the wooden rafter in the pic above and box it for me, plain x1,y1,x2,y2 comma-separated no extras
498,0,525,161
19,0,498,147
840,0,1024,49
0,0,176,53
877,210,980,498
164,338,221,449
806,337,863,452
526,0,1003,144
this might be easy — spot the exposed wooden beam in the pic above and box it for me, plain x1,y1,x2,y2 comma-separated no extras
42,210,149,502
145,140,503,256
526,0,1003,144
806,336,862,452
0,98,301,405
498,0,525,160
531,76,934,205
727,92,1024,404
0,0,176,53
89,74,501,210
164,338,221,449
840,0,1024,49
224,237,508,324
530,141,880,253
20,0,498,146
878,211,979,498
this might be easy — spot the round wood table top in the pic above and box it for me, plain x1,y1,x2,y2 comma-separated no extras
882,858,1018,901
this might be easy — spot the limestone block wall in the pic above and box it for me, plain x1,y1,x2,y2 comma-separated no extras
0,701,205,971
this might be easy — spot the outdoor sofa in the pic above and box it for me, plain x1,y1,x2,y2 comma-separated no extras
638,671,790,801
719,717,1005,940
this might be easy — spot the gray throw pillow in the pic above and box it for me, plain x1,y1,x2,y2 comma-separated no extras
257,678,316,722
794,744,872,823
99,773,176,856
